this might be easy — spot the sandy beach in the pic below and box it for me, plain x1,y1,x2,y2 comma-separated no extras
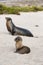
0,11,43,65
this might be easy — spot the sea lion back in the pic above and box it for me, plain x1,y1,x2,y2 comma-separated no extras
16,46,30,54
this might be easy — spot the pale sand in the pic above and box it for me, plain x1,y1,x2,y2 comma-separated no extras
0,11,43,65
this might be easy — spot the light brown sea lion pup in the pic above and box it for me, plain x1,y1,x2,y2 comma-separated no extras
14,36,30,54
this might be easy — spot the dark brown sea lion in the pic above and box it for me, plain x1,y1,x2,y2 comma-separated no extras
5,17,33,37
15,36,30,54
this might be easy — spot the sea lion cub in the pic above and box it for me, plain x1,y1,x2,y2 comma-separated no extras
15,36,30,54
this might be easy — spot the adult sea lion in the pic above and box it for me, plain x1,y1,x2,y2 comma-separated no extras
5,17,33,37
15,36,30,54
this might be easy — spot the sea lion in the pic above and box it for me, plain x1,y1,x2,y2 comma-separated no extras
5,17,33,37
15,36,30,54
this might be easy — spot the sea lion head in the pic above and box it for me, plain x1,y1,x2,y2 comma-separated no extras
5,17,12,21
15,36,22,42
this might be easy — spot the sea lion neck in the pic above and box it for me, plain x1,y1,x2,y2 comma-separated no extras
16,41,23,49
